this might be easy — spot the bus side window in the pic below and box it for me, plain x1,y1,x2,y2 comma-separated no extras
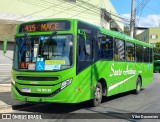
106,36,113,60
149,48,153,63
85,38,92,61
78,36,85,61
126,42,135,61
114,38,125,61
99,35,113,60
143,46,149,62
136,44,143,62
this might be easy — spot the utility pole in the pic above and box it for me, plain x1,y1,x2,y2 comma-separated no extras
130,0,135,38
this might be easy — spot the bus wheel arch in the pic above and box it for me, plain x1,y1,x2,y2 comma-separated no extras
92,82,103,107
135,75,142,94
98,78,107,97
138,75,142,87
91,78,107,107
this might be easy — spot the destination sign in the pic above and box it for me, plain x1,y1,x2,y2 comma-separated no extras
19,21,70,33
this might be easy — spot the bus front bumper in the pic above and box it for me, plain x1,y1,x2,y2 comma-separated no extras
11,83,78,103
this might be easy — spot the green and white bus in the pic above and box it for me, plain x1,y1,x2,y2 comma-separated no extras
3,18,153,106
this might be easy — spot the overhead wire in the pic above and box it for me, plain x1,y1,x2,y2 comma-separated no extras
19,0,100,20
75,0,130,24
16,0,130,24
135,0,150,26
6,0,131,37
9,0,66,30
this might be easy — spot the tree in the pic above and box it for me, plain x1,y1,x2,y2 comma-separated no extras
153,42,160,60
124,25,130,36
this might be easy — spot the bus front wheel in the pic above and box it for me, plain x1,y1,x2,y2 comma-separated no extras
92,82,102,107
135,77,142,94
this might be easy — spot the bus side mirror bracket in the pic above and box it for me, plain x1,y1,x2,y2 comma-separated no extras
3,36,13,60
3,37,7,56
78,29,86,41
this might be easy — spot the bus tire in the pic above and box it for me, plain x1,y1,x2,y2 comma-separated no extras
135,77,142,94
92,82,102,107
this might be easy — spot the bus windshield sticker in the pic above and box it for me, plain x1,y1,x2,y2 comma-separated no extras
45,60,65,65
20,62,34,69
52,35,67,39
28,63,36,70
34,44,39,57
45,64,61,70
36,61,45,71
69,41,73,46
40,36,45,41
37,58,44,61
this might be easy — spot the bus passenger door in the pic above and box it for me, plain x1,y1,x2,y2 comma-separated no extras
76,33,94,101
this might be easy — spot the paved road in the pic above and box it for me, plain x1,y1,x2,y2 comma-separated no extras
0,72,160,121
0,64,12,84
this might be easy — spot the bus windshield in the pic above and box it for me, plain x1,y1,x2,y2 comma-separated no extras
13,34,73,71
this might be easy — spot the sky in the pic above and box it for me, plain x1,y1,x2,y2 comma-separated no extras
111,0,160,27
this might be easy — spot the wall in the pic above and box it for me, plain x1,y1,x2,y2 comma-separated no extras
0,0,124,32
0,23,17,42
137,28,160,46
149,28,160,45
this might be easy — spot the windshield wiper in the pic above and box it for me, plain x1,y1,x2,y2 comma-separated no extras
47,31,57,42
20,33,29,52
41,31,57,56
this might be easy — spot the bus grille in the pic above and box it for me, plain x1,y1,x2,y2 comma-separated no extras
17,76,59,81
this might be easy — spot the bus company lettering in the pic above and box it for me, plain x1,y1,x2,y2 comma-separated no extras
110,64,136,77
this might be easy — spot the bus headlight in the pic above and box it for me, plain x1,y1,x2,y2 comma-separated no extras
61,79,72,90
11,78,15,85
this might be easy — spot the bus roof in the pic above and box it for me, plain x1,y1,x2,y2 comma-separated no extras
16,18,152,48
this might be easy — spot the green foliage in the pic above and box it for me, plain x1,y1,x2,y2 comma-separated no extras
153,42,160,60
124,25,130,36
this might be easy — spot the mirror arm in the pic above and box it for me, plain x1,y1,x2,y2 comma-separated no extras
3,37,7,55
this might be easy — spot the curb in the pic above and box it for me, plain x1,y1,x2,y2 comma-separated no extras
0,101,12,112
0,105,12,110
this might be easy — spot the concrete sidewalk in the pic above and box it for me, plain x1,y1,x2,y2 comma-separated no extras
0,85,12,113
0,84,11,92
0,100,11,111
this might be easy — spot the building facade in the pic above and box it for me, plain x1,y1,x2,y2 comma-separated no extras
137,28,160,47
0,0,124,42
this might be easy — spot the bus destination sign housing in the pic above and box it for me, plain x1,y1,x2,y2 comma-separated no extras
19,21,71,33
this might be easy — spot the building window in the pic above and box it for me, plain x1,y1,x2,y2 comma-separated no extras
150,34,158,39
